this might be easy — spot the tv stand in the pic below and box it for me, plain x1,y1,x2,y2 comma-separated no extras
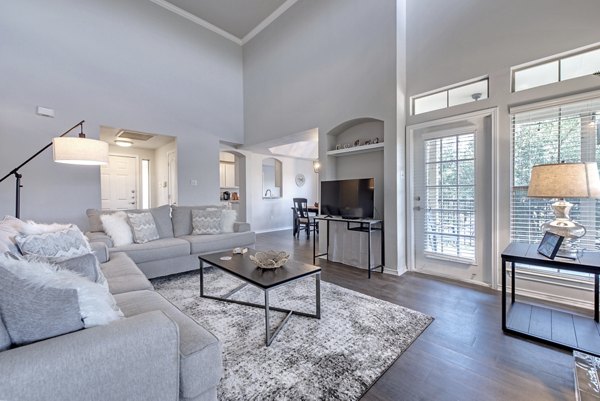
312,216,384,279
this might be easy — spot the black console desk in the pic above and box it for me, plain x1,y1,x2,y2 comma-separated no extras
501,242,600,356
312,216,384,279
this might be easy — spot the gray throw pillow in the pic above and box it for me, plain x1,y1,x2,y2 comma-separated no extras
15,226,92,261
192,209,222,235
127,212,159,244
0,265,83,346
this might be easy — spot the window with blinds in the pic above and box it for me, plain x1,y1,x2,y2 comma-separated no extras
511,96,600,277
424,133,476,262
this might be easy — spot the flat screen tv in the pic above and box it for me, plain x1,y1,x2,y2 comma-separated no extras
320,178,374,219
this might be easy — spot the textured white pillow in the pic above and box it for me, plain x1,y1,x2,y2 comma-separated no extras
0,254,123,328
0,216,22,253
20,220,72,235
221,209,237,233
100,212,133,247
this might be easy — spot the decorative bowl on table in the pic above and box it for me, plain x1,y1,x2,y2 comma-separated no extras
249,251,290,269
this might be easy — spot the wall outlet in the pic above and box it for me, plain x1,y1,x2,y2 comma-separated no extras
36,106,55,118
190,179,198,186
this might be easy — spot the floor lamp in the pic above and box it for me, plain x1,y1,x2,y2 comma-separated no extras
0,120,109,218
313,160,321,210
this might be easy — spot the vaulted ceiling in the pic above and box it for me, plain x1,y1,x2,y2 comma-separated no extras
153,0,296,44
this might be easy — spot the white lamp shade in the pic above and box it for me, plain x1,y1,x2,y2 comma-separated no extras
528,162,600,198
52,137,109,165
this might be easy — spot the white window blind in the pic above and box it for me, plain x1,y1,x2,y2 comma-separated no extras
511,96,600,276
424,133,476,262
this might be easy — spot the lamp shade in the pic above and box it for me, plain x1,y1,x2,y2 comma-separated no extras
52,137,109,165
528,162,600,198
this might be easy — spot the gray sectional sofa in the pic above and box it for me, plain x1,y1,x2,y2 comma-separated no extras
0,205,256,401
86,205,256,278
0,245,222,401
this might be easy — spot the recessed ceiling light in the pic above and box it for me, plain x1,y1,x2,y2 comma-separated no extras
114,139,133,147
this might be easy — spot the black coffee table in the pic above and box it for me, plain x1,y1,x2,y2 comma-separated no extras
198,250,321,346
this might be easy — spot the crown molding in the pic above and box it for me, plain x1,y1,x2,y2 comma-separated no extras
149,0,243,45
242,0,298,44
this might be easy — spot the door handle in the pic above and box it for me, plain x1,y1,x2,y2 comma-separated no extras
129,202,135,205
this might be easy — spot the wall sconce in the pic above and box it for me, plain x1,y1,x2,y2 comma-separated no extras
313,160,321,174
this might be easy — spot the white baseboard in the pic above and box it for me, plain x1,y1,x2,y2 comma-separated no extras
255,226,293,234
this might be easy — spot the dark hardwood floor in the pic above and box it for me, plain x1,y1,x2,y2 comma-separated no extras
256,230,575,401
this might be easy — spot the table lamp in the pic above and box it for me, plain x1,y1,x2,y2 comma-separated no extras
527,162,600,258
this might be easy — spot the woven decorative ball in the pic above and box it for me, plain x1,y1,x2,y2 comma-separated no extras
249,251,290,269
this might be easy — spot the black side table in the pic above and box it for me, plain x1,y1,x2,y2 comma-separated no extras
501,242,600,356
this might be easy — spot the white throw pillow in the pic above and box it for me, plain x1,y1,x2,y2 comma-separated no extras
0,254,123,328
100,212,133,247
221,209,237,233
19,220,72,235
0,216,22,254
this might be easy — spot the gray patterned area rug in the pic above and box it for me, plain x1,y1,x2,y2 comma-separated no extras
152,268,433,401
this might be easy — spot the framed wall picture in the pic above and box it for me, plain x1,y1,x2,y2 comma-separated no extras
537,231,564,259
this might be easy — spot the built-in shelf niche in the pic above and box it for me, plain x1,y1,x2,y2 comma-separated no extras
327,142,384,157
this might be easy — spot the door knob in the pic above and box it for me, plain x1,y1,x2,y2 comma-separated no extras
129,202,135,205
131,190,135,193
414,206,421,211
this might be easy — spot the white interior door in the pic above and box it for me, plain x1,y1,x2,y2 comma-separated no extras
101,155,137,210
411,117,492,285
167,151,177,205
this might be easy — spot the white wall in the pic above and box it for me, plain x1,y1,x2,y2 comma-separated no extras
243,0,404,271
0,0,243,228
244,154,317,233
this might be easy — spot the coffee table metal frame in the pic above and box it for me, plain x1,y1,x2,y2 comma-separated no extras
199,257,321,346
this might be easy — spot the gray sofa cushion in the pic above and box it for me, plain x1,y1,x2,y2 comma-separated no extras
0,265,83,346
87,205,174,239
89,241,109,263
111,238,190,264
114,290,222,400
172,205,223,237
181,231,256,254
54,253,102,283
101,252,153,295
0,318,10,351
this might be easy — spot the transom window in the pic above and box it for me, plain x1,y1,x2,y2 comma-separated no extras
512,44,600,92
411,78,489,116
424,133,476,262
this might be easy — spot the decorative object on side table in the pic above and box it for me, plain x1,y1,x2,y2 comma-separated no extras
536,231,564,260
527,162,600,258
249,250,290,269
